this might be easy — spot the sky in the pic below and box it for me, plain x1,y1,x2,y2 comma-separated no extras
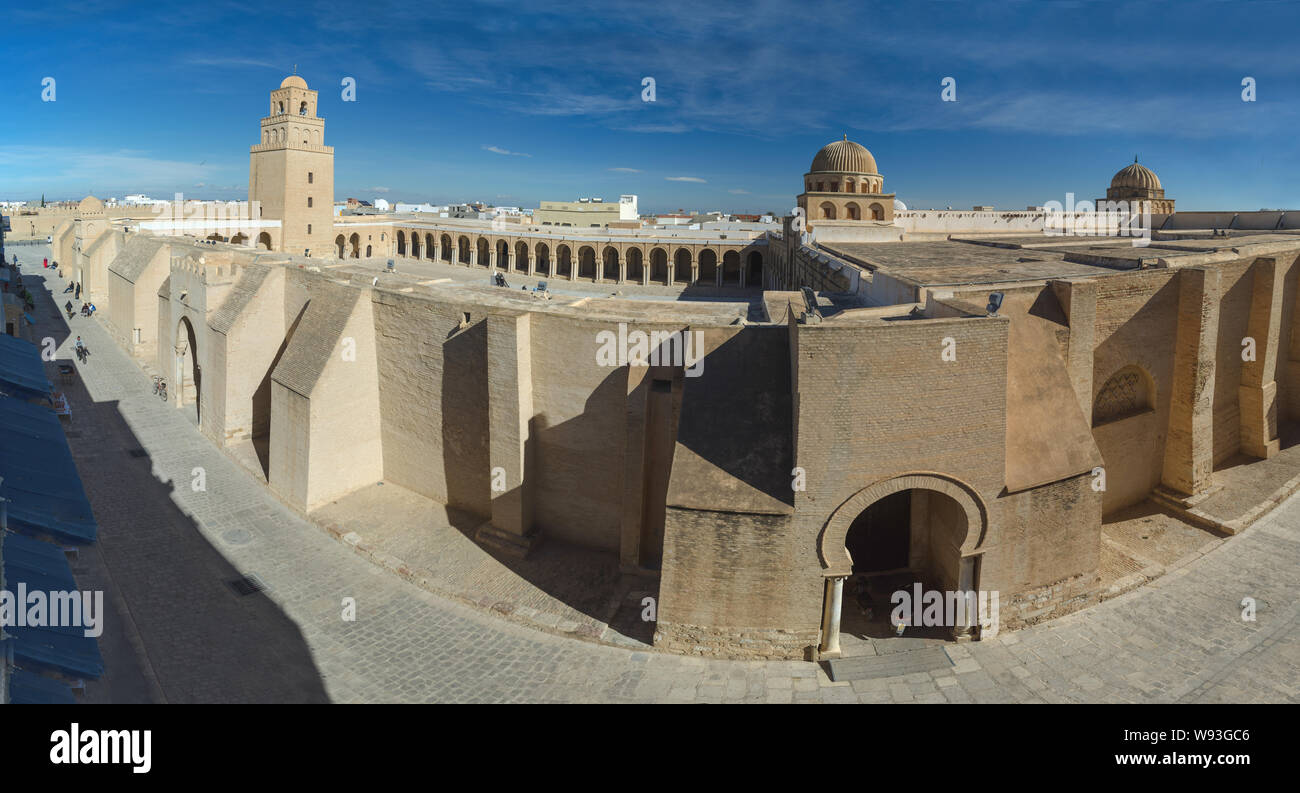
1,0,1298,214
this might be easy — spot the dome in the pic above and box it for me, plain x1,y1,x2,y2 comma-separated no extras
1111,160,1161,191
280,75,308,89
894,199,908,211
810,135,878,174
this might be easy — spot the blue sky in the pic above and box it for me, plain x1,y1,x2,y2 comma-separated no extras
1,0,1297,213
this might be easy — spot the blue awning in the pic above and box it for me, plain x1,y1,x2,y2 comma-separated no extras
24,313,35,325
7,668,77,704
2,532,104,679
0,397,98,543
0,333,51,400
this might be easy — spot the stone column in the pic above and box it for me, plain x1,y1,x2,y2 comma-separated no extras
173,344,186,409
1240,257,1282,458
527,255,536,277
1161,266,1220,496
819,576,844,657
470,247,478,267
433,242,441,263
691,256,699,286
716,260,724,287
667,256,675,287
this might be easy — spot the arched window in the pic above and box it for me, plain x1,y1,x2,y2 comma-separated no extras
278,101,285,114
299,101,308,116
845,202,860,220
1093,365,1154,426
820,202,836,220
869,202,884,220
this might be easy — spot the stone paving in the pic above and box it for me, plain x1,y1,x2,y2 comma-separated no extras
11,245,1299,703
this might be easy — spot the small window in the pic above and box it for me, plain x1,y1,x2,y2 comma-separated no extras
307,224,312,235
307,197,313,208
299,101,308,116
308,172,314,184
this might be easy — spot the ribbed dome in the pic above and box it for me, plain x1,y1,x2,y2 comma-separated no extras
280,75,308,89
1111,160,1161,191
810,135,878,174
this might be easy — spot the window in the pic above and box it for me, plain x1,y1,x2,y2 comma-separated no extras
307,224,312,235
308,172,314,184
307,197,313,208
299,101,308,116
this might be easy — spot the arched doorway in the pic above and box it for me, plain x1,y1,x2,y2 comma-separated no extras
722,251,740,284
476,237,490,267
349,233,360,258
697,250,717,284
556,245,572,278
516,241,530,273
602,246,619,281
535,242,550,274
817,474,987,656
578,246,597,280
457,236,471,264
650,248,668,284
496,239,510,270
626,247,643,282
257,232,272,251
335,234,346,258
746,251,763,288
441,234,453,263
410,233,421,260
672,249,691,284
397,231,406,256
175,316,201,424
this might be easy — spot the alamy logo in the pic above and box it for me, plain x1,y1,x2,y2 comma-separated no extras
1,585,104,637
595,323,705,377
50,724,152,774
890,585,999,632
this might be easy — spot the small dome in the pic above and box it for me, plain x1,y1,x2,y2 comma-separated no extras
280,75,308,89
78,195,104,213
1111,160,1161,191
810,135,878,174
894,199,908,211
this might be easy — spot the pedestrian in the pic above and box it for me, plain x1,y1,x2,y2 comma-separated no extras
64,300,73,315
43,257,48,268
74,336,85,362
75,283,81,299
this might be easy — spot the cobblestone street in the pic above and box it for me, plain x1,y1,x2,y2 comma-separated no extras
14,245,1299,704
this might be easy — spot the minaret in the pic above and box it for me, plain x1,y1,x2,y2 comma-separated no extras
249,75,334,256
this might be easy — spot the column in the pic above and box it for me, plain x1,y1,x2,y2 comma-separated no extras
470,247,478,267
618,254,626,284
667,255,675,287
433,242,441,263
1161,266,1220,496
527,255,536,277
691,255,699,286
819,577,844,657
1240,257,1282,458
173,344,186,409
715,259,724,287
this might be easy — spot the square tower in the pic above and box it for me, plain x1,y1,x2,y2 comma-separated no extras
250,75,334,256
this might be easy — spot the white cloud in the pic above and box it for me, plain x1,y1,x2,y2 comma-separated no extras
482,145,531,157
666,176,706,183
368,186,391,193
608,167,641,173
728,188,750,194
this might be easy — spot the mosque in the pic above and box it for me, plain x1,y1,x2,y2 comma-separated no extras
43,75,1300,660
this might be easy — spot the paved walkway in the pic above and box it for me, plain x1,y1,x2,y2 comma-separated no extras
13,246,1299,703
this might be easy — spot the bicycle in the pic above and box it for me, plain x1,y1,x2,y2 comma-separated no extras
152,376,168,401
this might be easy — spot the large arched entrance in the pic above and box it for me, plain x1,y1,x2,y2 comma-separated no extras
817,474,987,656
174,316,201,424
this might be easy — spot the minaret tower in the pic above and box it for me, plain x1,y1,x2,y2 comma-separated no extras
250,74,334,256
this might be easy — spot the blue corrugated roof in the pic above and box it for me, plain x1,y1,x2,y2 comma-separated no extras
0,333,51,400
0,396,97,543
2,532,105,679
7,667,77,704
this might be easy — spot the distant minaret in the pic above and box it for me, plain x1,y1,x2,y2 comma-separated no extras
249,75,334,256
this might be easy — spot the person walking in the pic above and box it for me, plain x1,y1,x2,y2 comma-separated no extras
74,336,86,362
75,282,81,299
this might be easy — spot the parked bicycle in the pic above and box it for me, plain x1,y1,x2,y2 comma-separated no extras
152,376,168,401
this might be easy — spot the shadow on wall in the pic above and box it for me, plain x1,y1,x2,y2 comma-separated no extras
27,261,330,702
252,301,310,478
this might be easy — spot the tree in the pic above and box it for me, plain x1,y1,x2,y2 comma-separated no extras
40,194,45,208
